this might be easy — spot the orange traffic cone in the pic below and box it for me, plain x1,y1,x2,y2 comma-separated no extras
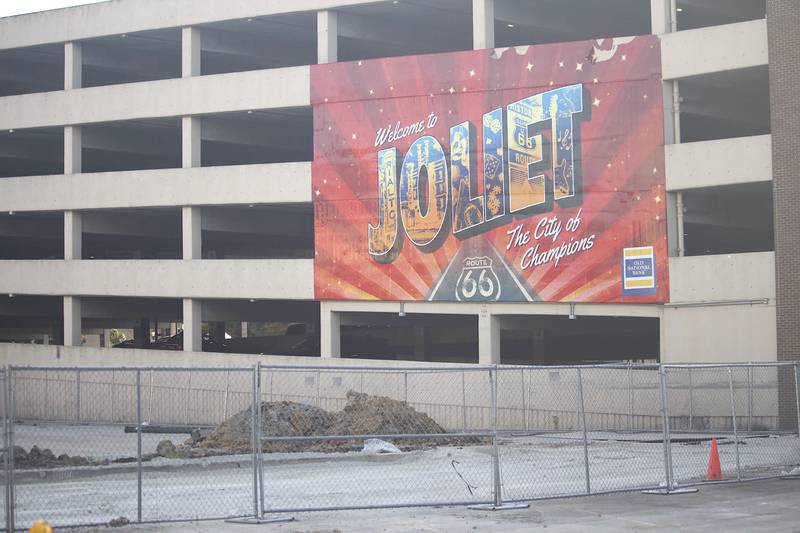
707,437,723,481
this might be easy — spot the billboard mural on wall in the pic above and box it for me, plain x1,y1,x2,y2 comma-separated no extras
311,36,668,303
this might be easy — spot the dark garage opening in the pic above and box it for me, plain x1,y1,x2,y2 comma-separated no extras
340,313,478,363
500,315,660,365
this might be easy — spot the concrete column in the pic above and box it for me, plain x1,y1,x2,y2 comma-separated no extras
317,10,338,64
182,116,201,168
134,319,150,348
412,324,427,361
478,309,500,364
320,302,341,358
181,26,202,77
64,210,82,260
472,0,495,50
63,296,82,346
182,298,202,352
210,321,226,343
650,0,675,34
64,125,82,175
182,205,202,260
64,41,82,90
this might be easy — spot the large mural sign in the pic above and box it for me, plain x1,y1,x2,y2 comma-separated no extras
311,36,668,302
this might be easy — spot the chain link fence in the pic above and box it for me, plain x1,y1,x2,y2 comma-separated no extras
0,361,798,529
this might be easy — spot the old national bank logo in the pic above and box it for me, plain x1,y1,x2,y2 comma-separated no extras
455,256,501,301
367,84,585,263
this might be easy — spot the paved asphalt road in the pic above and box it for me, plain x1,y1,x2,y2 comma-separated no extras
73,478,800,532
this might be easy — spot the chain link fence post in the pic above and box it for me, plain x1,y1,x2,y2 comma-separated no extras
461,370,467,432
75,368,81,423
727,367,742,481
688,366,693,431
747,363,753,432
251,365,259,518
577,367,590,495
795,363,800,438
627,362,633,432
136,369,143,523
5,367,14,533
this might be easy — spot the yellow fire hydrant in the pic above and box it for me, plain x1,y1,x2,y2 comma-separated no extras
29,520,53,533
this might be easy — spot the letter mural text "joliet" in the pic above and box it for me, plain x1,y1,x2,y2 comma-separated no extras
312,37,669,303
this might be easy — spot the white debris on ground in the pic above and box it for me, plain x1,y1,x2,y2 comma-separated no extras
362,439,402,454
781,466,800,476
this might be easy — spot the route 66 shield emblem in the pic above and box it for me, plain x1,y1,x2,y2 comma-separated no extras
455,256,502,301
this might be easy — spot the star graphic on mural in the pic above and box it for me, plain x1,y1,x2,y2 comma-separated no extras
576,62,583,71
643,93,648,100
558,61,565,68
592,97,601,107
448,86,455,94
469,69,476,77
655,196,662,203
351,133,357,139
593,78,598,84
369,89,374,95
526,62,534,71
621,54,627,61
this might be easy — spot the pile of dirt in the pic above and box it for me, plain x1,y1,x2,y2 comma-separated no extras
195,390,482,454
200,401,334,452
5,445,140,468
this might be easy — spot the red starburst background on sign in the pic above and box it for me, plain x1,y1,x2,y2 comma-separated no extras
311,36,668,303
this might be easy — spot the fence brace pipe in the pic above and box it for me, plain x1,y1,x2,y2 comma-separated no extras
577,367,591,495
728,368,742,481
468,366,528,511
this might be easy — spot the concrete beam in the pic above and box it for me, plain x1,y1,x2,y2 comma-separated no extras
0,259,314,300
0,0,374,50
661,19,767,80
0,163,312,213
182,297,202,352
317,10,338,64
63,295,82,346
666,135,772,191
0,66,310,131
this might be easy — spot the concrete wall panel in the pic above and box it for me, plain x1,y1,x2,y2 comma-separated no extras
669,252,775,303
666,135,772,191
661,19,768,80
0,66,310,130
0,259,314,299
0,162,311,212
